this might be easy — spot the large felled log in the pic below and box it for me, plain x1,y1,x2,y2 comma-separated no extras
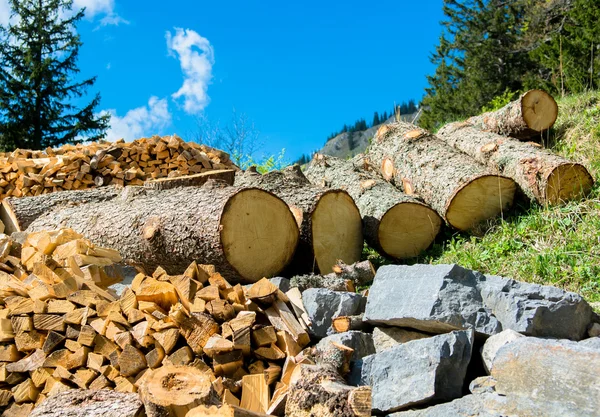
139,365,220,417
6,182,299,283
285,364,371,417
289,260,375,292
305,154,442,259
28,389,142,417
465,90,558,140
368,122,517,231
235,166,362,274
437,123,594,205
187,404,270,417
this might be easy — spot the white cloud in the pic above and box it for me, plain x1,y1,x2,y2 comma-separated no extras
101,96,172,142
0,0,127,26
166,28,214,114
0,0,10,26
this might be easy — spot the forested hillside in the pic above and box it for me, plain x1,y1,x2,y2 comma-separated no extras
420,0,599,130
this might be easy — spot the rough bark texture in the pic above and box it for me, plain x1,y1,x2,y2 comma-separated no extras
19,181,298,282
465,90,558,140
235,166,362,274
28,389,143,417
437,123,594,205
1,187,121,234
304,154,442,258
367,122,516,230
286,364,371,417
290,260,375,292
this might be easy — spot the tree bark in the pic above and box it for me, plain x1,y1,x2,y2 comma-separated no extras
29,389,143,417
285,364,371,417
1,187,121,234
144,169,235,190
235,166,362,275
289,260,375,292
10,182,299,283
305,154,442,259
367,122,517,231
465,90,558,140
437,123,594,205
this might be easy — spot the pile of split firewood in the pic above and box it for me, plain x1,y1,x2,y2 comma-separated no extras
0,229,371,417
0,135,237,200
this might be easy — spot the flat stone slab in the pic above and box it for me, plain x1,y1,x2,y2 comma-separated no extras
302,288,364,338
364,264,592,340
361,329,474,414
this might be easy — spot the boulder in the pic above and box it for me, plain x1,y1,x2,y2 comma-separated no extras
588,322,600,337
364,264,592,340
388,392,583,417
361,329,474,414
269,277,291,293
480,329,524,373
372,327,430,353
490,337,600,415
302,288,364,338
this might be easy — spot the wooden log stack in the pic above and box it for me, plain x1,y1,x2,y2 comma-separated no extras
0,228,370,416
0,135,238,200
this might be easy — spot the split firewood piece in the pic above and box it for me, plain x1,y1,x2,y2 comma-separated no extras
118,344,147,377
240,374,270,414
134,278,179,312
213,350,244,377
2,402,35,417
15,184,299,283
368,122,516,230
28,389,143,417
265,300,310,347
464,89,558,140
169,303,219,354
246,278,279,305
222,311,256,339
6,349,46,373
168,273,199,311
251,326,277,347
276,331,301,357
288,260,374,292
437,122,593,205
332,314,367,333
11,378,39,403
255,344,286,361
152,328,179,354
286,364,371,417
139,365,220,417
0,344,22,362
204,335,235,358
144,169,236,190
285,288,310,329
235,165,363,274
305,154,442,259
186,404,271,417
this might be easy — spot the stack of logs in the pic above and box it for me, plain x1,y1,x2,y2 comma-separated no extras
0,135,238,200
0,229,372,417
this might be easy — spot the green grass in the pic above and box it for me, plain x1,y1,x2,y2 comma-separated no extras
363,91,600,304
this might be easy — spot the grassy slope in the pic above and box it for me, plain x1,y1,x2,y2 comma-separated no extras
364,91,600,304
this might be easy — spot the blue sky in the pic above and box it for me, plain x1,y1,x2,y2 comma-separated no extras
2,0,445,161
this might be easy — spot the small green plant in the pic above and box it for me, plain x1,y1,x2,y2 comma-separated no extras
243,148,289,174
481,89,519,113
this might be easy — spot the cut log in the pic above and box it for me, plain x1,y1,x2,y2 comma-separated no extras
139,365,219,417
289,260,375,292
368,122,517,230
437,123,594,205
285,364,371,417
144,169,235,190
235,165,362,274
28,389,143,417
7,182,299,283
305,154,442,258
332,314,367,333
464,90,558,140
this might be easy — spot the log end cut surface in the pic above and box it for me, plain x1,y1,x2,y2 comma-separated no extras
221,188,299,282
311,191,363,274
378,202,443,258
142,365,214,407
546,163,594,205
522,89,559,132
446,175,516,231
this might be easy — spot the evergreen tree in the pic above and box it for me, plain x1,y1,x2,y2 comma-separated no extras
372,111,380,126
0,0,110,151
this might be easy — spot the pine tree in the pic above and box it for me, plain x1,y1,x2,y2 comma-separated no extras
0,0,110,151
372,111,380,126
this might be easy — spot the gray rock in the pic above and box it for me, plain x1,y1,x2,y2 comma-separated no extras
490,337,600,415
479,273,592,340
362,329,474,414
269,277,290,293
480,329,524,373
364,264,592,340
589,322,600,337
469,376,497,395
387,392,585,417
372,327,430,353
579,336,600,349
302,288,364,338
